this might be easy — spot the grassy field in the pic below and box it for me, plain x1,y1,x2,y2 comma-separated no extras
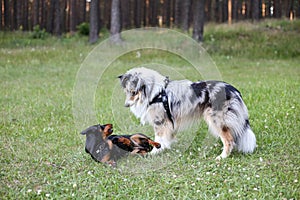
1,20,299,199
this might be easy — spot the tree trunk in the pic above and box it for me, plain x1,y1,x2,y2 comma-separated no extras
246,0,252,20
149,0,158,26
232,0,238,21
121,0,130,29
110,0,122,43
17,0,22,30
205,0,211,22
298,0,300,18
163,0,171,27
286,0,294,19
41,0,47,30
23,1,29,31
259,0,262,18
54,0,62,36
70,0,77,34
174,0,181,28
252,0,259,21
222,0,228,23
265,0,271,18
192,0,206,42
47,0,55,33
3,0,9,30
181,0,191,32
228,0,232,24
215,0,222,22
104,0,112,29
60,0,66,33
0,1,2,30
13,0,17,30
89,0,100,44
33,0,39,27
134,0,142,28
210,0,215,22
143,0,148,26
78,0,86,24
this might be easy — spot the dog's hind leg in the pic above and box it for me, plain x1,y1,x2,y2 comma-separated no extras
208,123,235,160
204,110,235,160
216,126,235,160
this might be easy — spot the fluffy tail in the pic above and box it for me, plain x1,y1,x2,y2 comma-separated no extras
236,127,256,153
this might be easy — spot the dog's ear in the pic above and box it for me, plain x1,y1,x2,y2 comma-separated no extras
141,85,146,95
102,124,113,138
135,77,145,92
119,74,132,88
80,126,92,135
80,130,87,135
80,124,100,135
117,75,123,79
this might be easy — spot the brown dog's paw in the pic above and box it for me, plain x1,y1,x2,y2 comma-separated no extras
106,160,117,168
148,140,161,149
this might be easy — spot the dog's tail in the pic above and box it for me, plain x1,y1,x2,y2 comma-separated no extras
236,127,256,153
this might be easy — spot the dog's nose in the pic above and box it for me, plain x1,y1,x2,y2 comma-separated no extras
124,103,130,107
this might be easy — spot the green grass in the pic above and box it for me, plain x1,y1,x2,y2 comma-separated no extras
1,20,299,199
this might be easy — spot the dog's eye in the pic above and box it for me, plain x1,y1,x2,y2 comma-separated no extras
130,91,137,96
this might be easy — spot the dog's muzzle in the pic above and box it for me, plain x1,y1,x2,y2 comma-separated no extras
124,103,131,107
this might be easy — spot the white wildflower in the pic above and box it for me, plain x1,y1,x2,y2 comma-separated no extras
136,51,141,58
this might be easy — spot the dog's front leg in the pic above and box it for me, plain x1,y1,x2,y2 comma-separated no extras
150,122,175,154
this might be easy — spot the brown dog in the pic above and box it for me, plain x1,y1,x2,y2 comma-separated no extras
81,124,161,166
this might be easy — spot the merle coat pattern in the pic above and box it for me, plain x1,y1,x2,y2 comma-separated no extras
118,67,256,159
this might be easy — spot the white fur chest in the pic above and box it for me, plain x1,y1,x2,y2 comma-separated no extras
130,102,149,125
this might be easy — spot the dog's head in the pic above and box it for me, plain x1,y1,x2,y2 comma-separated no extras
81,123,113,140
118,72,146,107
118,67,165,108
80,124,115,164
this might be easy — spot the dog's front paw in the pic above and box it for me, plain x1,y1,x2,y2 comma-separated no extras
215,155,222,161
150,147,163,155
215,152,228,160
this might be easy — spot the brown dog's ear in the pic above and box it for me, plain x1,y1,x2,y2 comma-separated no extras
80,124,99,135
103,124,113,138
